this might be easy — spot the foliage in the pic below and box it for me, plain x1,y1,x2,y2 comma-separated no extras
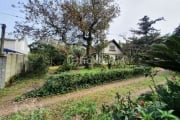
0,108,50,120
56,63,77,73
28,53,49,75
14,0,120,69
144,27,180,72
123,16,164,64
131,16,164,37
97,93,179,120
64,99,97,120
13,0,73,43
29,42,67,66
94,40,109,64
71,44,85,65
17,66,149,99
61,0,120,64
61,93,179,120
156,75,180,116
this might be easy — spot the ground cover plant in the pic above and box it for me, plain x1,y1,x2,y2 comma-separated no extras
0,71,169,120
15,66,150,100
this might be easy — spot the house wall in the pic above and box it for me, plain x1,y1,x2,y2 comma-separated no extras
4,39,30,54
4,40,16,51
0,54,28,88
102,42,122,55
95,42,122,63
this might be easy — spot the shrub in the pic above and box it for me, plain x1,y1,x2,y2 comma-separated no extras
20,66,149,98
28,53,49,75
98,93,179,120
56,63,77,73
156,75,180,116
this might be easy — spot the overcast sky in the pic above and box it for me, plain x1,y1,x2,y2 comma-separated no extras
0,0,180,43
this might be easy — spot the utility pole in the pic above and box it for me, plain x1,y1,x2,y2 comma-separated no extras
0,24,6,54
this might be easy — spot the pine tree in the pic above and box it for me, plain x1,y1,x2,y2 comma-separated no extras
143,25,180,72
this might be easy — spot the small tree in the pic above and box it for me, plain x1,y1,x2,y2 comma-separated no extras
94,40,108,64
72,47,85,65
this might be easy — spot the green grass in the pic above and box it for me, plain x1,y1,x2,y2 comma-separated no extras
0,76,45,104
0,71,171,120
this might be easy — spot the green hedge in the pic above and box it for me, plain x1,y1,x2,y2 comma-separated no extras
20,66,150,99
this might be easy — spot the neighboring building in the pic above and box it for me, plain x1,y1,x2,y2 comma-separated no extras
94,40,123,64
3,38,30,54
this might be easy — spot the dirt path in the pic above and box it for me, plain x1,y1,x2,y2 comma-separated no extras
0,76,165,117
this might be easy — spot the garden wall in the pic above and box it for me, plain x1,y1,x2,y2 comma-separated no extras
0,54,28,88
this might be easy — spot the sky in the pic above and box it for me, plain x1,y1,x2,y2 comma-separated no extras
0,0,180,43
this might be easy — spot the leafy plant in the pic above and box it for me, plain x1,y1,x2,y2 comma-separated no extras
28,53,49,75
156,75,180,116
0,108,50,120
17,66,149,99
64,99,97,120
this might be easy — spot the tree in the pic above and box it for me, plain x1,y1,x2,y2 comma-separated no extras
13,0,74,43
29,42,67,65
94,40,108,64
14,0,120,68
71,43,85,65
174,24,180,37
61,0,120,67
126,16,164,64
143,25,180,72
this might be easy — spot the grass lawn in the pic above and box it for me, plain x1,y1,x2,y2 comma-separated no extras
0,76,45,104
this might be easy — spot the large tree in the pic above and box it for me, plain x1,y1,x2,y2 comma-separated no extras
143,25,180,72
61,0,120,65
125,16,164,64
14,0,120,68
14,0,74,43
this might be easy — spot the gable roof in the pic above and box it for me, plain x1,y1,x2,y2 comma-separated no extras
109,39,122,51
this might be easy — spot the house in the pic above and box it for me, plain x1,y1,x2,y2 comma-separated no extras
3,38,30,54
94,40,123,64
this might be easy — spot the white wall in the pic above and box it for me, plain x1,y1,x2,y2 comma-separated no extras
102,42,122,55
4,39,30,54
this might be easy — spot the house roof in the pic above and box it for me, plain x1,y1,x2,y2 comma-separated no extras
109,39,122,51
4,38,16,41
3,48,23,54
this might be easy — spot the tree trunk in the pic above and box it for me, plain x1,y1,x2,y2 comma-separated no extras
86,39,92,69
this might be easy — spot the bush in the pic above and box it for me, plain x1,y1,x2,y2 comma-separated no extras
156,75,180,116
28,53,49,75
21,66,149,98
56,63,77,73
98,93,179,120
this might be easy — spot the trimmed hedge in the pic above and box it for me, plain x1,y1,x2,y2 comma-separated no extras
21,66,150,98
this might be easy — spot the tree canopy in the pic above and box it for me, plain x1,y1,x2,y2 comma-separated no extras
143,25,180,72
14,0,120,68
123,15,164,64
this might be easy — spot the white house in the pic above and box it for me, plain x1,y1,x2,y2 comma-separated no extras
94,40,123,64
4,38,30,54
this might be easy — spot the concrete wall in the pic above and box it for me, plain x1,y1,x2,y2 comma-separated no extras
0,54,28,88
0,55,6,88
4,39,30,54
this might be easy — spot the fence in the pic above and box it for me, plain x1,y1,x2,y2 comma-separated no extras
0,54,28,88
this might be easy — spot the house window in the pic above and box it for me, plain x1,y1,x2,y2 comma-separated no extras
109,45,115,51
